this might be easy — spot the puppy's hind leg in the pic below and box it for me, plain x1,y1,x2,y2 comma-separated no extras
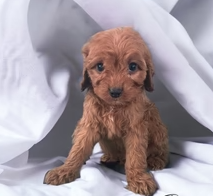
100,138,125,167
147,139,169,171
145,105,169,171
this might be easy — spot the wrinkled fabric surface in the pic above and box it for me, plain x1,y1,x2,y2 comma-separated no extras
0,0,213,195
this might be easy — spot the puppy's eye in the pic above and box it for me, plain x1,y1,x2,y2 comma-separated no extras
129,62,138,72
96,63,104,72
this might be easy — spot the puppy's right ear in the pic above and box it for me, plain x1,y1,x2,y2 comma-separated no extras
81,43,91,91
82,42,90,59
81,68,91,91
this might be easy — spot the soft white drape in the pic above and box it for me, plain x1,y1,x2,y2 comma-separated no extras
0,0,70,165
0,0,213,196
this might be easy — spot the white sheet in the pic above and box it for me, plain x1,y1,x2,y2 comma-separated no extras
0,0,213,195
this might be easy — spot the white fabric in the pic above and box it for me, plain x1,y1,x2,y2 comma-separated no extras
1,138,213,196
0,0,70,165
0,0,213,196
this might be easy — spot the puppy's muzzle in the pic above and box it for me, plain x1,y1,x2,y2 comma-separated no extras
109,88,123,98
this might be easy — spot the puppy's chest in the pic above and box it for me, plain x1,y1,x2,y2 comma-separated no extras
101,107,127,138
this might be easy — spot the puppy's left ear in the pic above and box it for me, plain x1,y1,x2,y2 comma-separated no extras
144,55,154,92
81,42,91,91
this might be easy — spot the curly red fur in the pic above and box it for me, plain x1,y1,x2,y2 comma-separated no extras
44,27,169,196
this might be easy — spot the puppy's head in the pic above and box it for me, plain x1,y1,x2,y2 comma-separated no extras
81,27,154,105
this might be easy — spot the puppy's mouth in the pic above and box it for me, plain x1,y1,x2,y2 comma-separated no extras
99,94,129,106
108,97,126,106
112,98,120,103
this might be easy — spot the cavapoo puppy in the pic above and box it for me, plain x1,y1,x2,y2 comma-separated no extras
44,27,169,196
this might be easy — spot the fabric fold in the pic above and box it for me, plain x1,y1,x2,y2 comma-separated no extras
0,0,69,164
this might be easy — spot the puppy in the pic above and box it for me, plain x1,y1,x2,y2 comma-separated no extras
44,27,169,196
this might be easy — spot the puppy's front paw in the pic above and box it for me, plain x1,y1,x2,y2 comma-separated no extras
126,172,157,196
43,166,79,185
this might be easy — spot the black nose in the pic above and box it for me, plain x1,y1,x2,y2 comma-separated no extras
109,88,123,98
